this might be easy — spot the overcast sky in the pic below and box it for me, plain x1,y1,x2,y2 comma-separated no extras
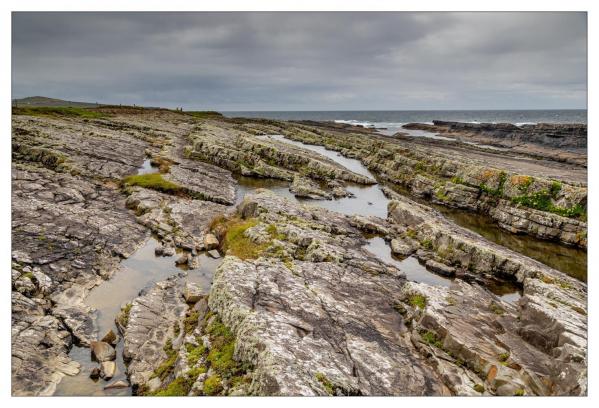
12,12,587,111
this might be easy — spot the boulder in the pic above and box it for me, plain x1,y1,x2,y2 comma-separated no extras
175,253,189,265
204,233,220,251
184,282,203,304
90,341,116,362
207,249,221,259
100,361,116,379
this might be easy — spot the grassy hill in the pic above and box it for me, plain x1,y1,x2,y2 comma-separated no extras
12,96,100,108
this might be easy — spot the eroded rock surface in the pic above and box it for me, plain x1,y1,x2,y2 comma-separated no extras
12,109,587,397
120,274,188,392
206,190,586,395
11,164,147,395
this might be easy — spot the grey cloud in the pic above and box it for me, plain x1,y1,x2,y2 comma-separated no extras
12,12,587,110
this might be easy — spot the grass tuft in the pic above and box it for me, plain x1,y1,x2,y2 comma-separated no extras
409,294,427,310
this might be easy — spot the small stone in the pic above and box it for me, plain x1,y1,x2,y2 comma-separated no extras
175,253,189,265
154,245,164,256
100,329,118,346
162,245,176,257
100,361,116,379
90,341,116,362
207,249,221,259
425,259,456,277
89,367,101,379
390,239,414,257
204,233,219,251
104,380,129,390
188,255,201,269
184,282,203,303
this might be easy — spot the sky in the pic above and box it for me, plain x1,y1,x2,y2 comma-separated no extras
12,12,587,111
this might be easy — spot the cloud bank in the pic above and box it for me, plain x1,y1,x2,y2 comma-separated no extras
12,12,587,110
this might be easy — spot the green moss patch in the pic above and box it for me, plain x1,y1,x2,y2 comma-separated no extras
122,173,184,195
117,303,132,328
222,218,269,260
409,294,427,310
315,373,334,395
151,339,178,381
203,375,223,395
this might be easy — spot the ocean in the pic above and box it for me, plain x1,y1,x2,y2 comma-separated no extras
223,109,587,136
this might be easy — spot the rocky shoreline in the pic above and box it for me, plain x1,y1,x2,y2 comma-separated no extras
238,119,587,248
11,108,587,396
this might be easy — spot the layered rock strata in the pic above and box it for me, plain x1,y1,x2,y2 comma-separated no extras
240,120,586,248
153,190,586,395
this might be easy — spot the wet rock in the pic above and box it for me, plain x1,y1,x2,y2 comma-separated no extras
104,380,129,390
100,361,116,379
154,245,164,256
390,238,415,257
428,121,587,149
90,341,116,362
187,255,201,269
100,330,118,346
175,253,189,265
203,233,219,251
425,259,455,277
90,367,101,380
207,249,221,259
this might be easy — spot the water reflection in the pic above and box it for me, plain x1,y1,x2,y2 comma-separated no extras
364,237,452,287
250,134,586,281
137,158,158,175
434,205,587,282
259,134,374,179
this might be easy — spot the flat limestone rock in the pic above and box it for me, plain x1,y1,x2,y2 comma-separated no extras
121,274,187,391
203,233,219,250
